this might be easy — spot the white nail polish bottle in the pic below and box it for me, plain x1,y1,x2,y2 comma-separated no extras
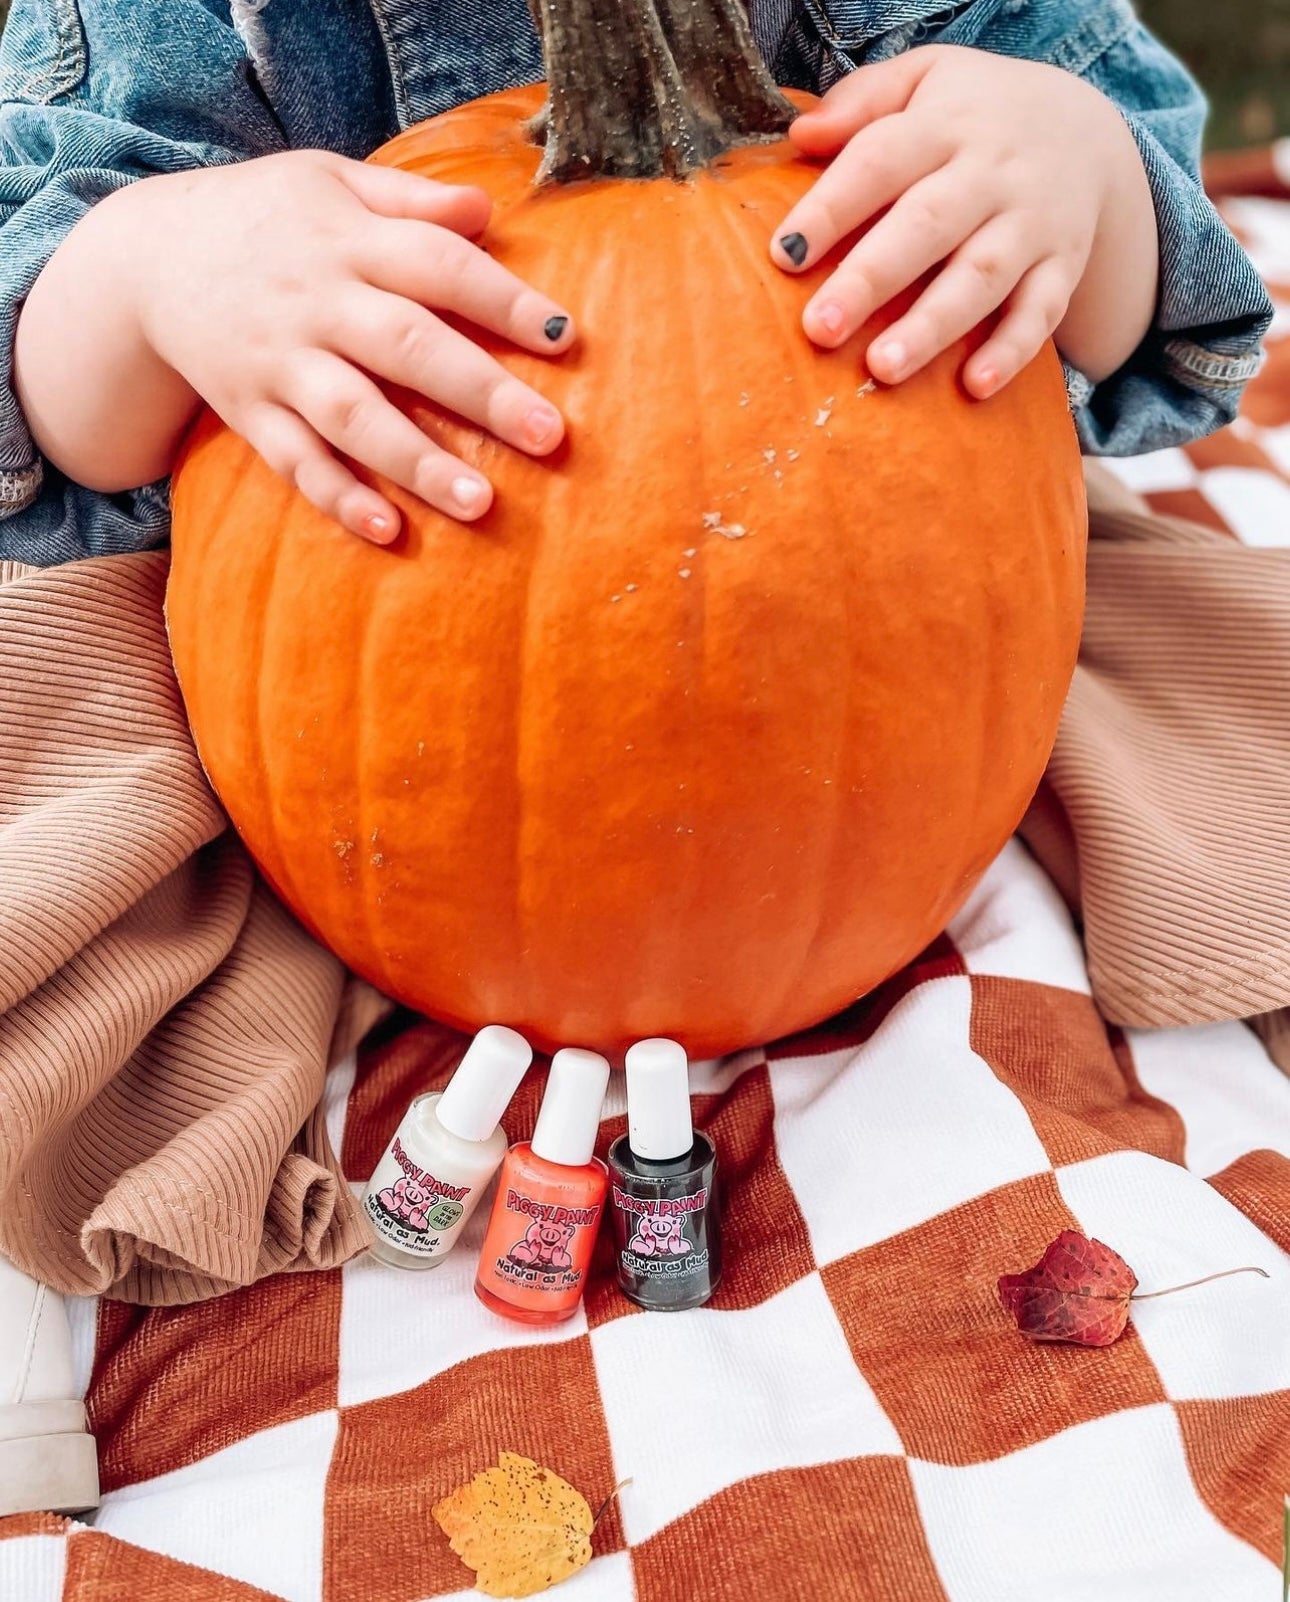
362,1024,532,1270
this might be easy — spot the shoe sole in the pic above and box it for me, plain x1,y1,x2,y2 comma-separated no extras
0,1430,100,1517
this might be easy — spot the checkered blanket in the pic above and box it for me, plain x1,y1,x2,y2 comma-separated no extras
3,150,1290,1602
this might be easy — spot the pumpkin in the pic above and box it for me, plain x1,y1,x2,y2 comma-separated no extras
166,0,1086,1060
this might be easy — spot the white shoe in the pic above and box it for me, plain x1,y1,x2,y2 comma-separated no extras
0,1256,99,1517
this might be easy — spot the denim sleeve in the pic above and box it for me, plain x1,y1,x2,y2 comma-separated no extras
0,0,286,565
945,0,1275,456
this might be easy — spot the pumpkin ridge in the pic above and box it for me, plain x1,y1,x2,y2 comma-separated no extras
512,434,554,1031
651,183,757,1028
354,551,391,995
659,187,709,1007
243,457,300,909
507,181,619,1029
708,156,818,359
703,175,851,1022
698,178,852,1025
702,186,812,1034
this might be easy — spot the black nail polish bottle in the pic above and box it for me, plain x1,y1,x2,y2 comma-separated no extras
607,1039,722,1311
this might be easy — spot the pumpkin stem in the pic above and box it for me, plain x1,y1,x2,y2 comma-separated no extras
530,0,796,182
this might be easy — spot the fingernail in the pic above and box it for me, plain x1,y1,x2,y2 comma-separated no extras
362,512,396,543
874,340,908,379
812,299,846,339
779,231,809,267
452,476,487,512
523,404,560,448
976,367,1000,398
543,314,569,342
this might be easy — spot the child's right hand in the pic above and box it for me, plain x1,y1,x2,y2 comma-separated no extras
19,151,575,543
132,151,576,542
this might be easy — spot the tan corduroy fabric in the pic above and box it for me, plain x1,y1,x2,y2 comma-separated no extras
0,553,387,1304
0,470,1286,1305
1019,465,1290,1061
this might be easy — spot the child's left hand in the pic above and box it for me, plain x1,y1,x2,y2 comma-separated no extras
772,45,1159,397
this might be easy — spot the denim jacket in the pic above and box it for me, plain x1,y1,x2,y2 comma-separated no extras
0,0,1275,566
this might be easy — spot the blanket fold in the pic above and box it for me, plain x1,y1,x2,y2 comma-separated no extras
1019,466,1290,1047
0,553,377,1303
1,470,1286,1304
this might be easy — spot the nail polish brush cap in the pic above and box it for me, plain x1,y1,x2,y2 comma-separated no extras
624,1038,694,1161
531,1048,612,1167
435,1025,533,1143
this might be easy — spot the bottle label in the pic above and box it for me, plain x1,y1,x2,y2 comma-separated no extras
612,1184,711,1280
486,1188,601,1295
364,1135,474,1260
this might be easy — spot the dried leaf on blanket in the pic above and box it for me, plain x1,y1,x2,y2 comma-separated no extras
998,1230,1271,1348
432,1452,599,1597
998,1230,1139,1347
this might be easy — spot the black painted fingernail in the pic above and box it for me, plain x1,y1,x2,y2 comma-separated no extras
543,314,569,342
779,232,809,267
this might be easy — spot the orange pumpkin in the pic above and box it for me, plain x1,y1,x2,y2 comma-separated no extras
167,4,1085,1060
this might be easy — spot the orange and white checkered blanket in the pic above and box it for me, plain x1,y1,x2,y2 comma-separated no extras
3,148,1290,1602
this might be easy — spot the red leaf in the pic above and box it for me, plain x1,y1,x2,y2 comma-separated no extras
997,1230,1139,1348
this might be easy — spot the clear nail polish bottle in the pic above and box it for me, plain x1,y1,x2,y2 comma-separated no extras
362,1025,532,1270
607,1039,722,1311
474,1048,611,1325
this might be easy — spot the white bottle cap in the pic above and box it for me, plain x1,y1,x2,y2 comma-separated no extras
435,1025,533,1143
530,1048,611,1168
624,1038,694,1161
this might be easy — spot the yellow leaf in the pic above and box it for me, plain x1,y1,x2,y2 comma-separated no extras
432,1452,596,1598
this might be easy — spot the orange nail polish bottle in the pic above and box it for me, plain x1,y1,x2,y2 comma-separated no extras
474,1048,611,1326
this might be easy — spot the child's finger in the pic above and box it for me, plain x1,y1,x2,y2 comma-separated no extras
789,52,936,154
963,259,1074,398
363,219,576,355
330,286,565,456
771,115,948,273
244,403,401,544
332,156,493,238
801,165,998,348
862,216,1036,385
282,351,494,522
860,214,1033,383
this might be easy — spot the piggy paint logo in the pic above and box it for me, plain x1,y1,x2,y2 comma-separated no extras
370,1138,469,1235
505,1190,600,1229
612,1186,708,1219
627,1212,694,1258
614,1185,709,1276
496,1190,596,1290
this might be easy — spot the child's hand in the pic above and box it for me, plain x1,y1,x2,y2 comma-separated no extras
772,46,1158,397
24,150,576,543
132,151,575,541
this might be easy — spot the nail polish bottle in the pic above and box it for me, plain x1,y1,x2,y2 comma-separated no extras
363,1025,532,1270
607,1039,722,1311
474,1048,611,1325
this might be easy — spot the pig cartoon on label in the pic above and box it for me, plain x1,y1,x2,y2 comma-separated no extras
628,1211,693,1258
375,1176,464,1235
509,1217,575,1270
